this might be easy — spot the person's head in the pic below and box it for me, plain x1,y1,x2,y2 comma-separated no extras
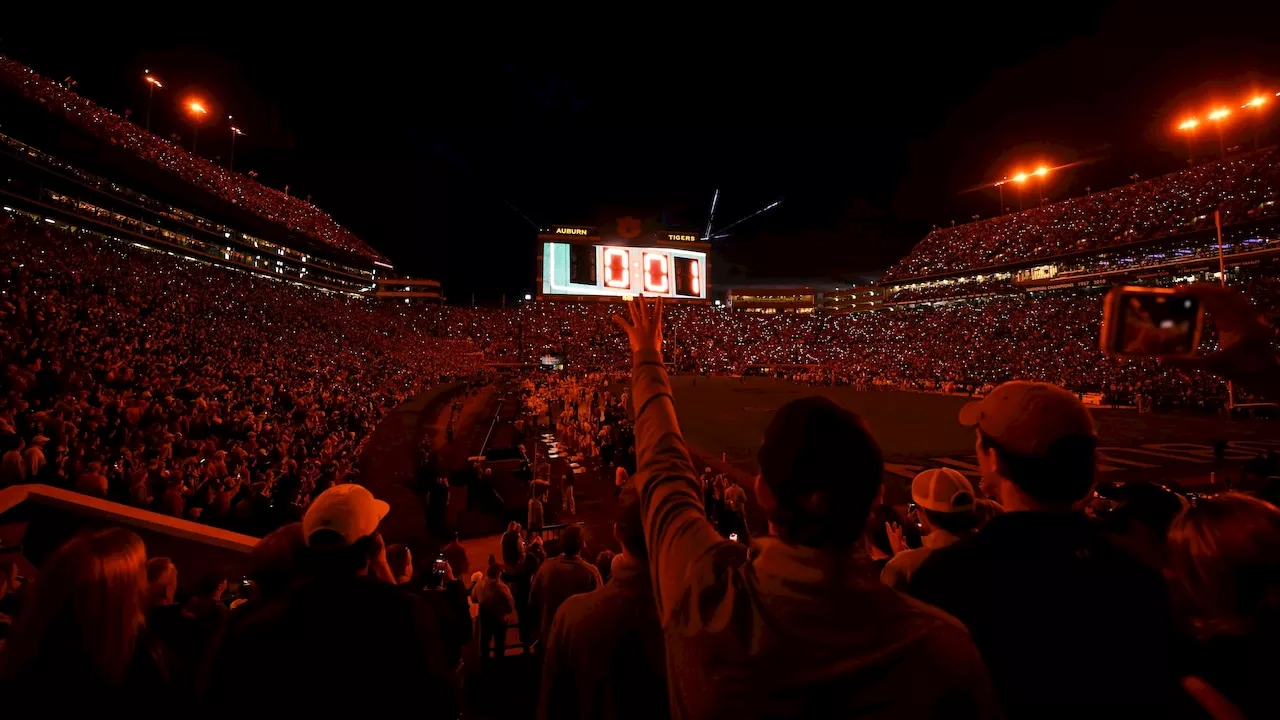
613,485,648,562
561,525,584,558
386,544,413,585
302,484,391,577
197,569,229,602
1167,493,1280,639
246,522,307,602
145,556,177,608
912,468,979,535
486,562,502,581
1,527,147,685
755,397,883,548
960,381,1097,511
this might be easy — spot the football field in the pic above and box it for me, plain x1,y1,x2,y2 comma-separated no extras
670,377,1280,504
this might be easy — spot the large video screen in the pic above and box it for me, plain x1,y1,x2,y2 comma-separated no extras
541,242,707,299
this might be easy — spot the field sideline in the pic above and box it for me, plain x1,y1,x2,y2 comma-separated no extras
669,376,1280,505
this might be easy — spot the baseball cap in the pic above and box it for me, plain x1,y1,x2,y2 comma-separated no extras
302,484,390,547
958,381,1096,457
911,468,975,513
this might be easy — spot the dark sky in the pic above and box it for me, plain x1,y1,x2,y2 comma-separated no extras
4,5,1279,298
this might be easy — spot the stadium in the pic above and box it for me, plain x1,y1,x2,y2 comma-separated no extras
2,27,1280,720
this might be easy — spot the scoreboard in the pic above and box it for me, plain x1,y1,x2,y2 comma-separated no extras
538,220,709,302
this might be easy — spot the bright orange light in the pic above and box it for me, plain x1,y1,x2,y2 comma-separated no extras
1207,107,1231,122
642,252,669,294
1178,118,1199,131
187,100,208,116
1011,172,1029,183
1245,95,1268,109
1034,166,1049,176
603,248,630,289
230,126,245,136
144,75,163,88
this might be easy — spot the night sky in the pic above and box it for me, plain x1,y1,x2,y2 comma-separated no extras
3,6,1278,299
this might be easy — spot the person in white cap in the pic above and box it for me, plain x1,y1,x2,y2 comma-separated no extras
909,380,1175,717
206,484,457,714
880,468,978,591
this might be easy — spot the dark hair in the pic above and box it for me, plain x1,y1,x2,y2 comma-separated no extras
486,562,502,580
1167,493,1280,639
981,431,1097,506
561,526,584,557
249,523,306,600
758,397,883,547
923,507,979,535
615,485,647,561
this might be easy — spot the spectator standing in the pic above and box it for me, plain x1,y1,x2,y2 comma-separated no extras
881,468,979,591
910,381,1176,716
528,526,601,645
538,486,669,720
1,436,24,486
206,484,457,714
145,557,178,611
477,563,515,661
501,525,540,654
1166,493,1280,719
528,492,545,531
0,528,170,709
562,469,576,515
613,297,998,719
23,435,48,481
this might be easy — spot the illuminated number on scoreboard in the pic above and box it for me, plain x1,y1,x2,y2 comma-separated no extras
674,256,701,297
603,248,630,289
643,252,669,294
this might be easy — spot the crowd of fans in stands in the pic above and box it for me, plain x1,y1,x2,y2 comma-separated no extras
883,147,1280,281
1,215,480,535
425,278,1280,409
0,57,385,263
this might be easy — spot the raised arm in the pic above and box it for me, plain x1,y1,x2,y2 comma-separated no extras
613,296,727,618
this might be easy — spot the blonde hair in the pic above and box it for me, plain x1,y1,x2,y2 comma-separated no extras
1,527,149,685
1167,493,1280,639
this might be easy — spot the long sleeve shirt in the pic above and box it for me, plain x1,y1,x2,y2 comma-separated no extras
629,348,1002,720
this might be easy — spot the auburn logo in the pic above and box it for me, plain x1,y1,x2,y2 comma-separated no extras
617,216,642,239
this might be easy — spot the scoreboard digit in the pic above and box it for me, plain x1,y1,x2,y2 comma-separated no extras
603,248,631,289
642,252,670,294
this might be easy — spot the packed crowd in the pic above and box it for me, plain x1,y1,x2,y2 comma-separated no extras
425,277,1280,408
883,146,1280,281
0,215,481,535
7,290,1280,718
0,57,385,263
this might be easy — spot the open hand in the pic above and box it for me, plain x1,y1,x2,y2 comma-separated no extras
886,522,909,555
1162,285,1280,400
612,295,664,356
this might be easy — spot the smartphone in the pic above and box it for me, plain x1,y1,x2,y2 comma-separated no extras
1100,286,1203,358
432,556,448,577
729,533,739,542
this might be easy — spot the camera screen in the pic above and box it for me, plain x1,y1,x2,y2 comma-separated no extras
1113,292,1200,355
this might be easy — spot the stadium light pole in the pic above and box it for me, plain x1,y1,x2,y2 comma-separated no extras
186,99,208,153
1242,95,1268,149
228,116,245,172
1033,166,1049,206
1214,209,1235,410
1177,118,1199,165
1207,107,1231,158
1010,172,1029,212
143,72,163,133
995,178,1007,216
